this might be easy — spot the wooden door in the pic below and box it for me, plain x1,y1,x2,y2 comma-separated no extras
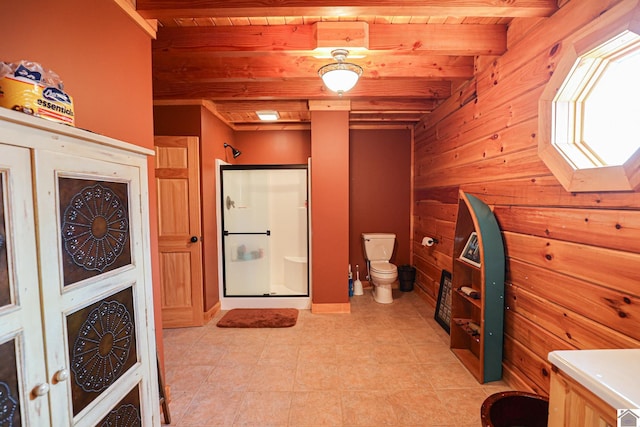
34,145,159,425
0,145,50,426
154,136,204,328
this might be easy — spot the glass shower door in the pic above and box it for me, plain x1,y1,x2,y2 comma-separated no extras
221,166,308,297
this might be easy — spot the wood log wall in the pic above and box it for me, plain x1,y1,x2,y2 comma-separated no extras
412,0,640,395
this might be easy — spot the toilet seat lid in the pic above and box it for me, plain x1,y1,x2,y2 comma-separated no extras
370,261,397,274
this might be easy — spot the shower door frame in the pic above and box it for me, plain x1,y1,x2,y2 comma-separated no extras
217,161,311,310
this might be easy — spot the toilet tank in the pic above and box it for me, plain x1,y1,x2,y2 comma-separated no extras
362,233,396,261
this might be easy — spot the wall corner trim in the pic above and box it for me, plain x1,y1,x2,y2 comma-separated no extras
113,0,157,39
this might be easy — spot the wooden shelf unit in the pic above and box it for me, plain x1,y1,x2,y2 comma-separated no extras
450,191,505,383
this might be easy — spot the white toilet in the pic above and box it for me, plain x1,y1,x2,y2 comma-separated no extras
362,233,398,304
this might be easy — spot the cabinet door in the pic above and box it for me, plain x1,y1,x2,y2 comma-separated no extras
549,370,616,427
33,148,159,426
0,145,50,426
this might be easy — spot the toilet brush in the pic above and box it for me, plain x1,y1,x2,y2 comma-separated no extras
354,264,363,295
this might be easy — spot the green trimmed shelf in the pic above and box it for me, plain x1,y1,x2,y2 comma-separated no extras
450,190,505,383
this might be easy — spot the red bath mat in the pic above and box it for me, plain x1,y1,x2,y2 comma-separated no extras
216,308,298,328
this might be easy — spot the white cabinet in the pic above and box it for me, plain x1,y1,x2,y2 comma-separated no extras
0,109,159,426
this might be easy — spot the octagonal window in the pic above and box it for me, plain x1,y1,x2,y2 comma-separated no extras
539,0,640,192
553,32,640,169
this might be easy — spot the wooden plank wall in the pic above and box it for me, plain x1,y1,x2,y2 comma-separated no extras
412,0,640,395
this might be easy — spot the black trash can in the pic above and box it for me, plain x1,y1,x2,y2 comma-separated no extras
481,391,549,427
398,265,416,292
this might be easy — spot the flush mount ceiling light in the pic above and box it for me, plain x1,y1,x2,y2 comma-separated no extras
318,49,363,96
256,110,280,121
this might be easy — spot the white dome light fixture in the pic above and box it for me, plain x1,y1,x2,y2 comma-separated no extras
318,49,363,96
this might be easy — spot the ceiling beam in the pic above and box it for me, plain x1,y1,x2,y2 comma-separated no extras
137,0,557,19
213,100,310,112
351,98,440,112
231,123,312,131
349,112,424,121
152,53,475,81
157,98,438,113
152,78,452,100
229,122,417,131
153,23,507,55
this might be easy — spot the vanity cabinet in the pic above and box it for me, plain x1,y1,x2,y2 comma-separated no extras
0,109,159,426
548,368,615,427
450,190,505,383
547,349,640,427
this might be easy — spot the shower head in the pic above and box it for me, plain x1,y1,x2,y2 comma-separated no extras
224,143,242,158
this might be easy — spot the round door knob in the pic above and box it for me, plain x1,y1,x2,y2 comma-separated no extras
32,383,50,397
54,369,69,382
190,236,198,243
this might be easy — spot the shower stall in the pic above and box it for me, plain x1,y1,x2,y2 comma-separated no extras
217,163,310,309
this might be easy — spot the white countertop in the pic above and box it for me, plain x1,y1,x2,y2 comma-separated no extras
548,349,640,409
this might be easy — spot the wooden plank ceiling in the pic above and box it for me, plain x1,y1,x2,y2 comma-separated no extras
137,0,557,130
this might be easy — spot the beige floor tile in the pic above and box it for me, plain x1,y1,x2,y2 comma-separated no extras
371,328,410,345
164,327,207,346
411,342,458,364
298,344,338,364
166,365,215,394
217,344,264,367
387,389,452,426
289,391,343,426
162,390,194,422
481,380,512,396
341,391,398,426
333,327,373,344
259,343,301,366
339,362,389,391
266,328,304,345
227,328,270,347
372,343,418,364
206,364,255,392
377,363,429,391
335,343,376,363
419,362,483,390
294,362,341,391
172,344,227,366
436,387,488,425
247,364,296,391
233,391,292,426
398,327,444,345
162,291,514,427
179,389,244,426
198,328,237,346
299,328,338,345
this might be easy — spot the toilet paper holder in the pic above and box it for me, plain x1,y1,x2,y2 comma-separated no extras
421,236,439,246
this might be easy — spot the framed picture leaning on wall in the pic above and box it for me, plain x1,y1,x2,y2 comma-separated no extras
459,231,481,267
434,270,452,333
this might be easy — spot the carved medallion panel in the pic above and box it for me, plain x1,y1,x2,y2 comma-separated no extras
59,178,131,286
98,385,141,427
66,287,138,416
0,339,21,426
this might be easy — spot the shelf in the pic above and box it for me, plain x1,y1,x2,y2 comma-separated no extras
454,288,482,309
453,318,481,343
455,257,481,270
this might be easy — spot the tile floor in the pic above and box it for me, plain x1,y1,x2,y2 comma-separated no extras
161,289,511,426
